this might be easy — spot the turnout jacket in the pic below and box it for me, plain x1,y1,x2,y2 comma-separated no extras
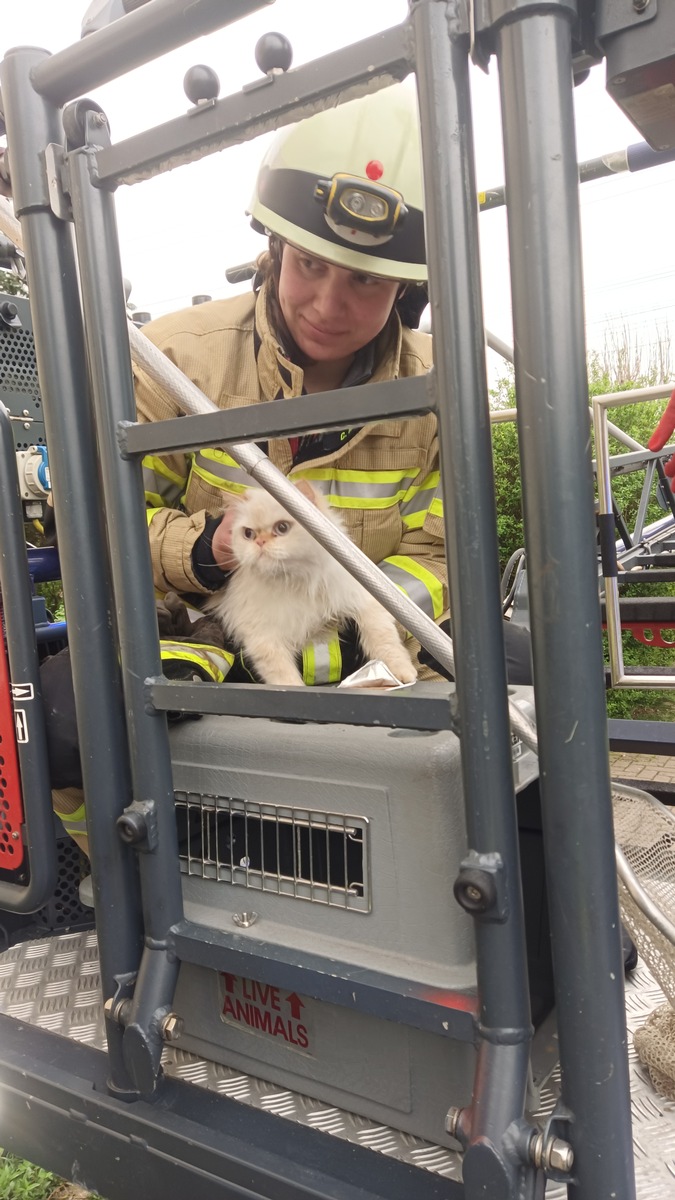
134,282,446,683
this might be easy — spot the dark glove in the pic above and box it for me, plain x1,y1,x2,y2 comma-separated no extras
417,619,454,681
191,517,232,590
156,591,195,638
156,592,230,651
336,618,369,680
417,618,533,685
648,388,675,488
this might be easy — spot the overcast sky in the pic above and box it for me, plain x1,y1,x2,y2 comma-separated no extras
3,0,675,381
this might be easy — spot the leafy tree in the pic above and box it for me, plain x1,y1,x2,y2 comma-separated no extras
0,268,28,297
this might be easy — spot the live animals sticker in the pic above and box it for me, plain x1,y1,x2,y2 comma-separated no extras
218,972,313,1055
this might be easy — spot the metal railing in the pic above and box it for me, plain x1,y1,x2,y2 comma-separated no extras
594,387,675,687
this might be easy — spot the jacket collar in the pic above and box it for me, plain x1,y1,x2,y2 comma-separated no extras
253,281,404,472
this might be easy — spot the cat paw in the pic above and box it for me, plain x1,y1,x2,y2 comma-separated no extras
265,671,305,687
383,655,417,684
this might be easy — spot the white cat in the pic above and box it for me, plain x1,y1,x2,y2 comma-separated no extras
206,481,417,688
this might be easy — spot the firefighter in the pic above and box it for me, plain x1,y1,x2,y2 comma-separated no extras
50,82,531,851
135,82,441,687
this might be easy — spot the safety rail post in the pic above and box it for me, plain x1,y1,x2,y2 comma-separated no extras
67,124,185,1097
0,47,142,1098
0,405,56,908
411,3,536,1194
489,0,636,1195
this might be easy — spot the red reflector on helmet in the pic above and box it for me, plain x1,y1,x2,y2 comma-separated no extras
365,160,384,181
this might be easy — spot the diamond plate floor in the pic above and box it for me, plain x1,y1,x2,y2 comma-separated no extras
0,931,672,1195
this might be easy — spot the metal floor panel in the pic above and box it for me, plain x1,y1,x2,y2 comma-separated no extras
0,931,672,1196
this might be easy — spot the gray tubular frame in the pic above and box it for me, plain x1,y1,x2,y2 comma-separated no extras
493,1,635,1196
0,0,636,1195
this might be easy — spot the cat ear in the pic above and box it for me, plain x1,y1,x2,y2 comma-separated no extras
294,479,319,505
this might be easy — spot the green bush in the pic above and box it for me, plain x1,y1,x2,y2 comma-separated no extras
491,362,675,719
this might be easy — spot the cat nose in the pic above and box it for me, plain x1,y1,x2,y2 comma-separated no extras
255,535,269,547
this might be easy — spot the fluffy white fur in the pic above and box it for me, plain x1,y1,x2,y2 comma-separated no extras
206,482,417,687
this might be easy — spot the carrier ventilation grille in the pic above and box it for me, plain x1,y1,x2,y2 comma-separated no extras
174,792,370,912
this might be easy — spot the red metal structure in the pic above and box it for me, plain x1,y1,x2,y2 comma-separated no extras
0,601,26,869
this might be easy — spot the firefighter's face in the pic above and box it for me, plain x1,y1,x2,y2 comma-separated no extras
277,244,400,365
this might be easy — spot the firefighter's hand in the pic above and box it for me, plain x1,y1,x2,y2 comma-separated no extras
211,507,238,571
648,388,675,488
156,591,229,651
156,591,194,638
417,619,454,682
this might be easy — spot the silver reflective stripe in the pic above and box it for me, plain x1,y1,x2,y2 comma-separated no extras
192,451,260,493
400,475,443,528
292,468,419,509
378,560,437,621
160,641,234,681
61,815,88,835
311,640,333,685
142,464,184,508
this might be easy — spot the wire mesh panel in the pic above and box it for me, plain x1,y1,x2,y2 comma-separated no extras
175,791,370,912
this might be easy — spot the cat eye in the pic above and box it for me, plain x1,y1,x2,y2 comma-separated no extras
243,527,256,540
273,520,291,535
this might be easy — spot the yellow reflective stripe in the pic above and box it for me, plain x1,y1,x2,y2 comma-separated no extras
161,651,224,683
143,455,186,511
147,506,162,526
164,639,235,665
53,800,86,824
302,639,339,685
302,633,341,684
302,641,316,685
191,461,252,495
294,467,417,485
328,636,342,683
291,467,418,510
429,496,444,519
160,645,233,683
60,816,89,836
323,493,406,511
380,556,445,621
199,449,244,468
400,471,442,528
143,455,185,487
53,798,88,836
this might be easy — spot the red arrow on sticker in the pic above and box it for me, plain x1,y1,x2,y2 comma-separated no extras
287,992,304,1020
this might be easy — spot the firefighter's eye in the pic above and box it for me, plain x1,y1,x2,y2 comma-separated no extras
243,527,256,540
274,520,291,535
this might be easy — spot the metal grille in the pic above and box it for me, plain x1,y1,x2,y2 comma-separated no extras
0,303,44,450
175,792,370,912
0,326,39,399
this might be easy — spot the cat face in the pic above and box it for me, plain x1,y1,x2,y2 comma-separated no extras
229,486,328,574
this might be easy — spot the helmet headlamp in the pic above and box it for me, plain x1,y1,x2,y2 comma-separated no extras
314,173,407,241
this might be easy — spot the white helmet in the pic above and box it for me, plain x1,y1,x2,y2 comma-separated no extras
248,82,426,282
